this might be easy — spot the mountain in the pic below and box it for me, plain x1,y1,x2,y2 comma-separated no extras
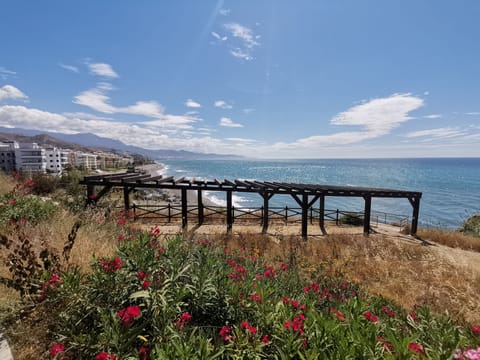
0,127,245,160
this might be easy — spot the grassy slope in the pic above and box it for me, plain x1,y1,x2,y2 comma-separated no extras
0,172,479,358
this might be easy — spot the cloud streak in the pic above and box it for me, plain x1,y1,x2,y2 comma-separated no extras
219,117,243,127
88,63,119,78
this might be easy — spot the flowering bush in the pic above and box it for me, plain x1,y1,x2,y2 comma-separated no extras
0,191,57,225
42,229,480,359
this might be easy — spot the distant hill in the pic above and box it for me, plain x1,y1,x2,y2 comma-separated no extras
0,128,245,160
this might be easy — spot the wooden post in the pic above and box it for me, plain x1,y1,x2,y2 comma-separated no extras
181,188,188,229
319,195,326,235
86,184,95,205
261,192,273,234
302,194,308,240
197,190,204,225
409,196,421,236
363,195,371,235
226,190,233,232
123,187,130,210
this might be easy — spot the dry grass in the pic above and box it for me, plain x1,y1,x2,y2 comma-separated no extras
418,228,480,252
191,229,480,325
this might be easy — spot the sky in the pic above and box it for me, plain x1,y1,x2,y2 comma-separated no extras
1,0,480,158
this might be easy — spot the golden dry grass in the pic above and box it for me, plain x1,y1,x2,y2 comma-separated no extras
418,228,480,252
191,228,480,325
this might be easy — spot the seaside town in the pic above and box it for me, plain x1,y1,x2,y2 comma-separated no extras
0,140,133,174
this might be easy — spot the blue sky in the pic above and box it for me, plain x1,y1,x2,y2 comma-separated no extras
1,1,479,158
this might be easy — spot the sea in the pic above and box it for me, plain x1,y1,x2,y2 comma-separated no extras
159,158,480,229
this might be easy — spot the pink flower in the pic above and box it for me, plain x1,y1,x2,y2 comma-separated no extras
49,273,61,285
365,311,378,323
377,337,394,352
261,335,270,344
117,305,141,327
408,342,425,356
50,343,65,357
472,326,480,334
96,352,117,360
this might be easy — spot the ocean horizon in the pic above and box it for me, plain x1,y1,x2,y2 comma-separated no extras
156,158,480,230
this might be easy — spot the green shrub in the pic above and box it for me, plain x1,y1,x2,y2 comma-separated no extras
0,193,57,225
461,213,480,238
339,212,364,226
42,229,480,359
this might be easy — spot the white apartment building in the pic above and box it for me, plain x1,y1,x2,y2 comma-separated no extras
45,147,63,173
75,152,97,169
15,142,47,173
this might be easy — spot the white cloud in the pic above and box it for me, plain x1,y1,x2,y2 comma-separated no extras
0,85,28,101
330,93,423,136
219,117,243,127
185,99,202,108
0,67,16,80
211,31,228,41
59,63,79,73
224,23,259,48
243,108,254,114
466,112,480,116
225,137,257,144
406,127,465,139
0,105,211,151
223,22,260,61
214,100,232,109
88,63,119,78
73,84,165,117
422,114,442,119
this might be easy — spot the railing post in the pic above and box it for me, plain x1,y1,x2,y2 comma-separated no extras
168,203,171,223
285,206,288,224
336,209,339,225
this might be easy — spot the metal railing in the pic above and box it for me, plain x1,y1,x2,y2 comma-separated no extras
130,203,408,228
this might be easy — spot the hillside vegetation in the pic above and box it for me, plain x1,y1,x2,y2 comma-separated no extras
0,172,479,359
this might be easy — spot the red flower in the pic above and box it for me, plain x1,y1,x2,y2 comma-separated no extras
241,320,257,335
261,335,270,344
472,325,480,334
8,199,17,205
50,343,65,357
381,306,396,318
138,271,147,280
96,352,117,360
219,325,233,343
377,336,394,352
408,312,418,320
117,305,141,326
281,263,288,271
408,342,424,356
175,312,192,328
282,296,290,304
365,311,378,323
250,293,262,304
142,280,150,290
49,273,61,285
138,346,149,360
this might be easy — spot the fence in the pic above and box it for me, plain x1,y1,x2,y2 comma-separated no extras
129,203,408,229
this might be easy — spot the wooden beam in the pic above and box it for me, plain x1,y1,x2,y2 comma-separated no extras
181,188,188,229
197,190,204,225
86,184,95,205
226,190,233,232
363,195,371,235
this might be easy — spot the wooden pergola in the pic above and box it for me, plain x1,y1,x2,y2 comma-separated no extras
80,171,422,239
